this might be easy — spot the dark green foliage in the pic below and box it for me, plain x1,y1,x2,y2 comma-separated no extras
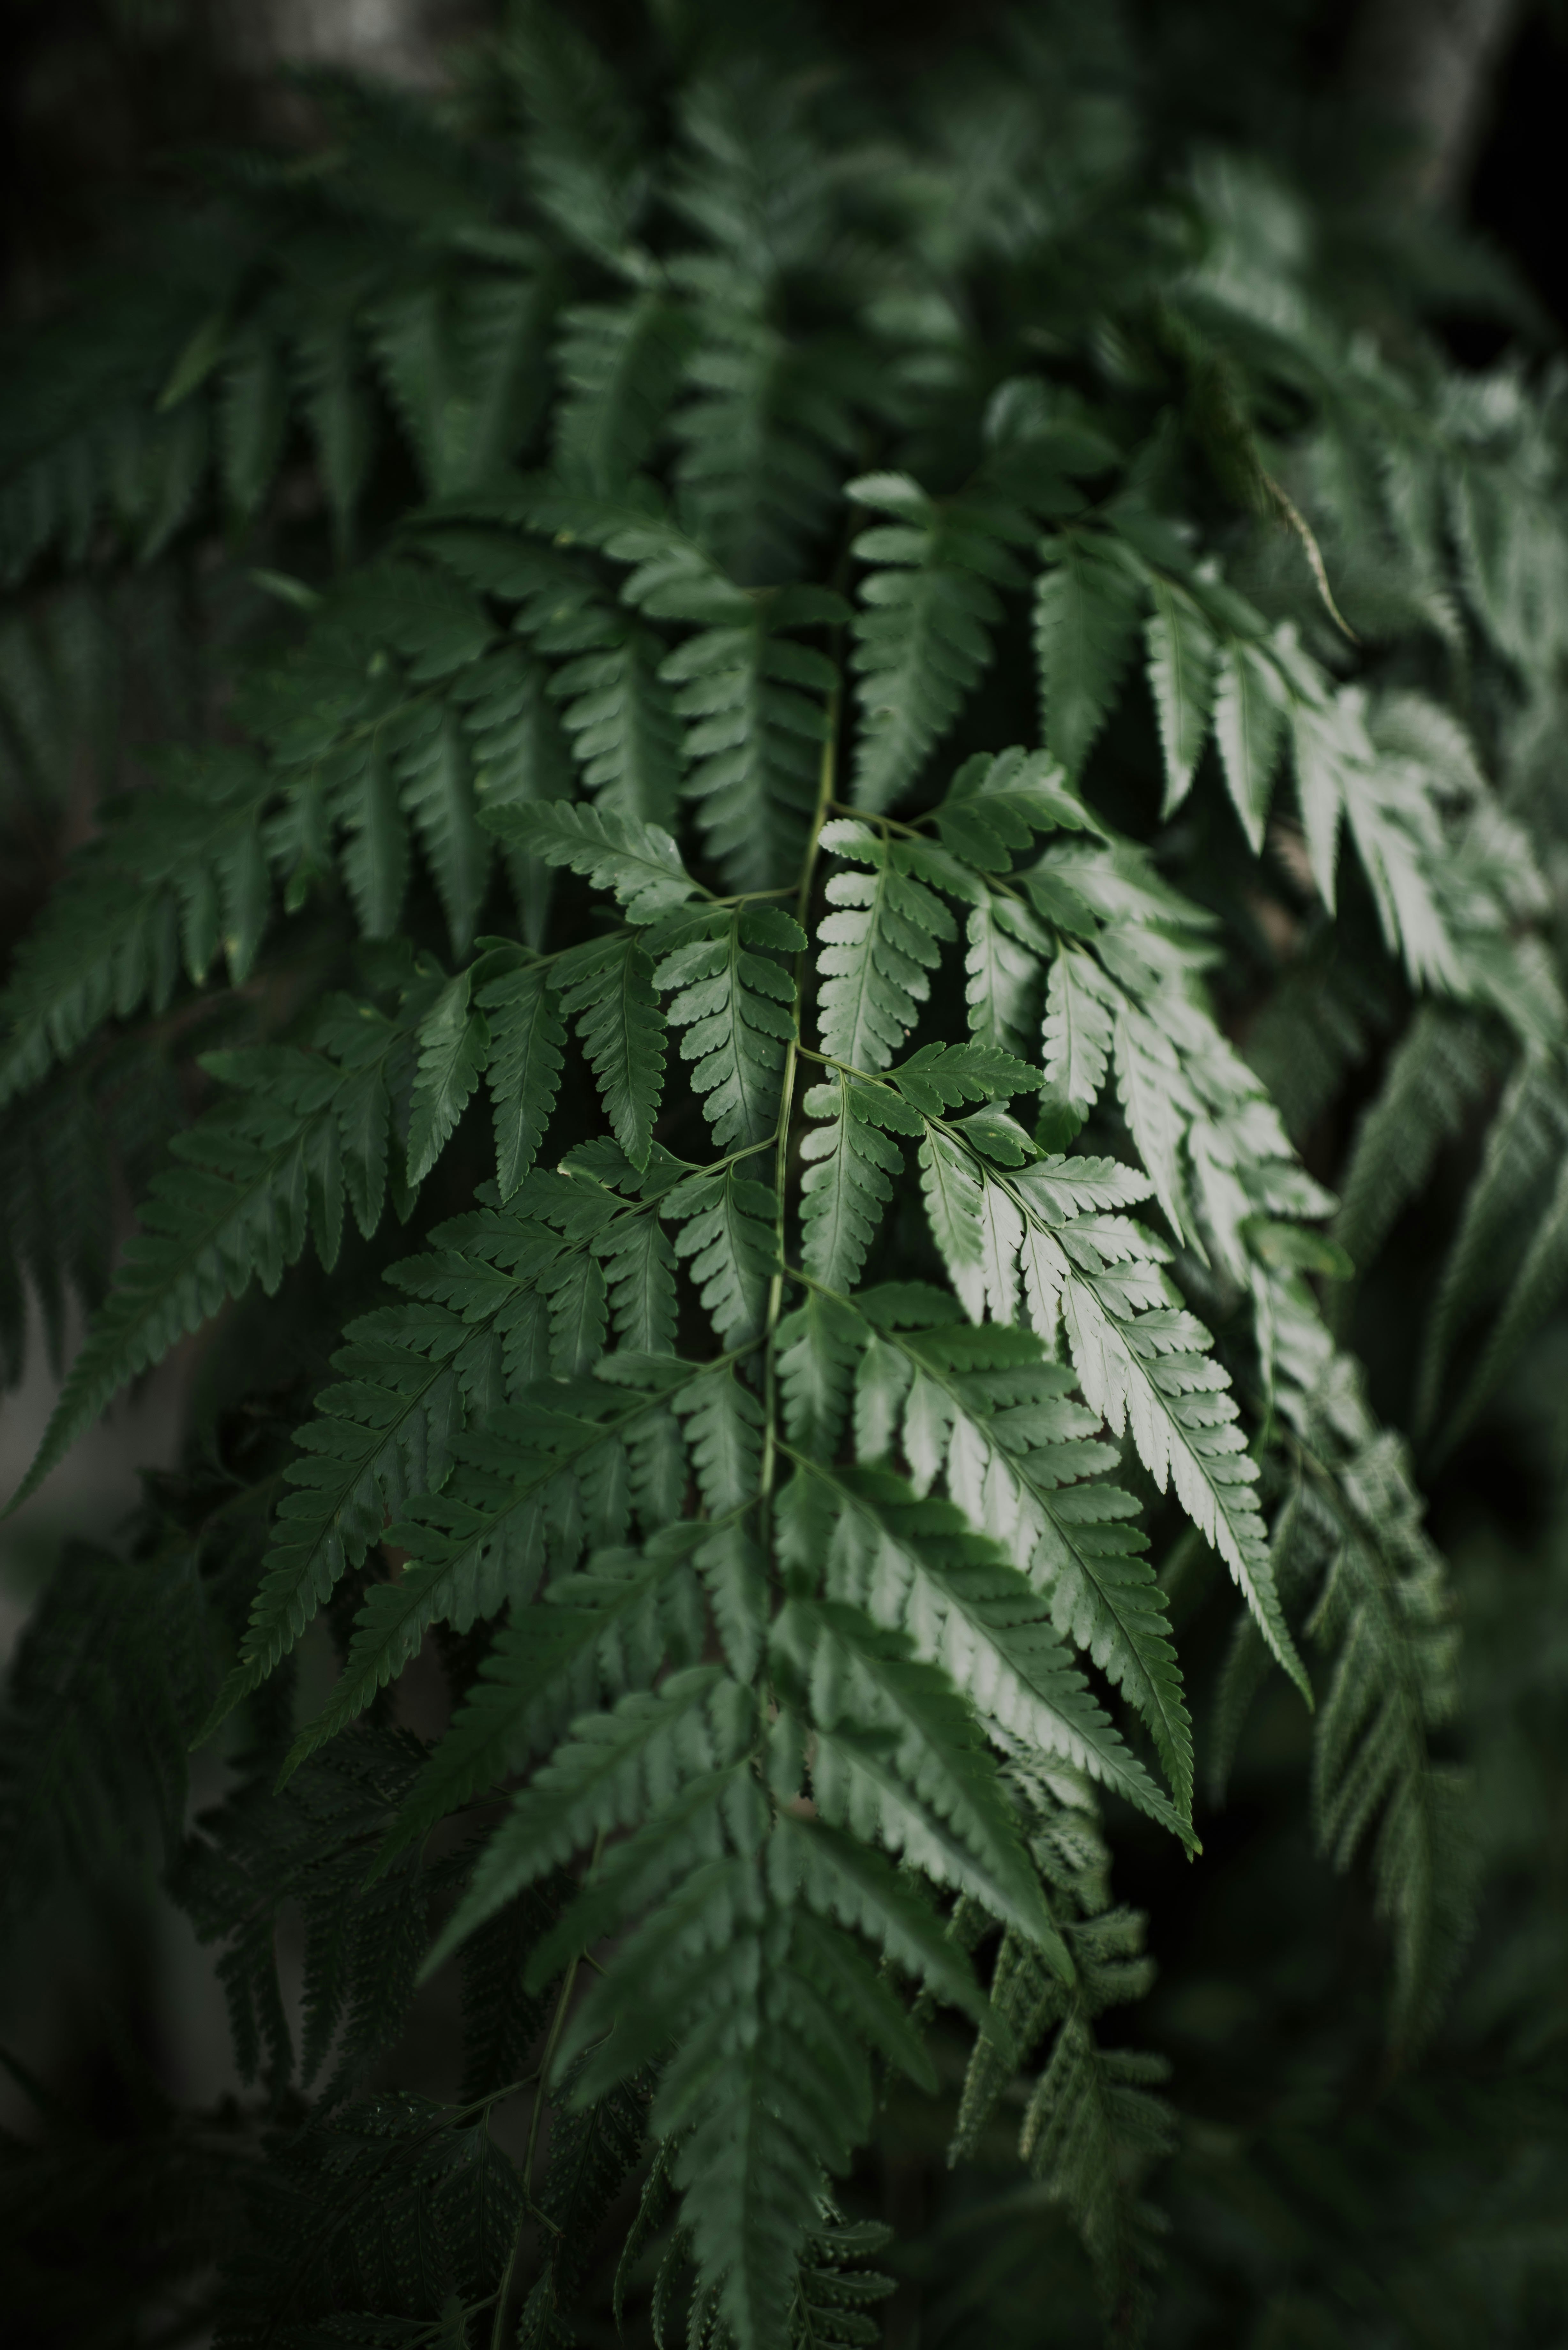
4,6,1568,2348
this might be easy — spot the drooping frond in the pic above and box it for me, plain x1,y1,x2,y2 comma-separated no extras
952,1764,1172,2340
0,1539,212,1939
178,1729,432,2104
1332,1007,1495,1293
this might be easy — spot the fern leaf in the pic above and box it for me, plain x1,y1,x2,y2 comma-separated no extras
206,1212,591,1718
1004,1157,1312,1699
334,739,413,941
369,1534,700,1863
665,1168,778,1345
407,973,491,1188
424,1667,743,1973
919,1123,1023,1325
598,1209,680,1356
664,588,843,892
554,295,696,490
657,906,799,1151
220,323,288,522
1306,1444,1476,2050
847,475,1015,813
0,752,274,1107
1020,2012,1172,2332
509,0,651,263
554,1867,857,2350
823,1464,1187,1839
815,818,956,1071
1042,948,1117,1117
800,1074,904,1295
952,1770,1169,2332
1416,1058,1568,1438
0,1539,211,1937
178,1730,429,2103
455,646,574,943
556,935,667,1171
670,315,854,586
674,1363,765,1517
492,800,702,927
394,707,490,959
1442,1151,1568,1450
294,310,376,554
1213,636,1288,853
797,1594,1074,1974
856,1302,1193,1816
966,896,1050,1061
455,271,555,487
776,1288,864,1463
478,963,566,1199
548,621,684,827
9,1047,381,1512
1034,532,1145,779
1333,1007,1493,1288
1145,577,1217,815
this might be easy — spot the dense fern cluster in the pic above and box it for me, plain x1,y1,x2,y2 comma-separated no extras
5,4,1568,2345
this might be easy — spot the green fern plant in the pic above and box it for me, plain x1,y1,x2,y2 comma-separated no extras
6,5,1568,2346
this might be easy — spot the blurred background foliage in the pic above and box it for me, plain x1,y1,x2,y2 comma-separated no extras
5,4,1568,2346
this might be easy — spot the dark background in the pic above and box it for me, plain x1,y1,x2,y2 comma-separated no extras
1,5,1565,2342
0,0,1564,331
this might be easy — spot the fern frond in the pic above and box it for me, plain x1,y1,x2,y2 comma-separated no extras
426,1667,746,1972
815,817,957,1069
555,297,697,494
665,1167,778,1344
555,934,667,1171
1440,1149,1568,1452
548,623,685,827
494,798,702,926
1332,1007,1495,1290
178,1730,430,2102
845,1295,1193,1816
294,307,378,555
847,475,1022,813
665,73,860,581
952,1766,1170,2335
0,750,273,1108
478,963,566,1199
800,1458,1189,1839
206,1176,670,1718
377,1534,704,1872
988,1148,1310,1698
657,904,801,1151
1414,1057,1568,1438
11,1034,401,1512
1144,575,1218,815
1212,634,1289,854
285,1381,668,1771
0,1539,212,1937
799,1072,904,1294
775,1586,1070,1969
392,707,490,959
1305,1445,1476,2051
506,3,652,266
665,588,845,891
1034,530,1145,781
